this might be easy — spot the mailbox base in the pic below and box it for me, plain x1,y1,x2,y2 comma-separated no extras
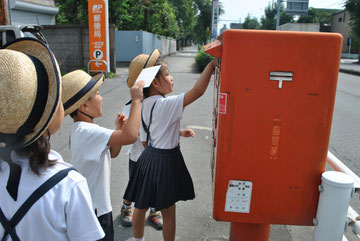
230,222,270,241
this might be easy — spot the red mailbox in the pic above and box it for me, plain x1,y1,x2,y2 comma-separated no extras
205,29,342,239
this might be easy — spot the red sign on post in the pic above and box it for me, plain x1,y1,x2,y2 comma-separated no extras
219,93,227,114
88,0,109,72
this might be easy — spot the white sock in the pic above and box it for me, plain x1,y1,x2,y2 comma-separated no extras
133,238,144,241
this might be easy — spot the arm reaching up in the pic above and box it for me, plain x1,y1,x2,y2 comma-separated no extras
110,113,127,157
183,60,216,107
107,80,145,147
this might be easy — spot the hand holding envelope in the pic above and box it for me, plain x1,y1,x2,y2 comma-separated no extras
134,65,161,88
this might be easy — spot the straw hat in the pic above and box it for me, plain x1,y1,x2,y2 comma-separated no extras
127,49,161,88
0,38,61,149
62,70,104,116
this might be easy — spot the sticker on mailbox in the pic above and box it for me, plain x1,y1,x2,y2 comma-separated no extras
219,93,227,114
225,180,252,213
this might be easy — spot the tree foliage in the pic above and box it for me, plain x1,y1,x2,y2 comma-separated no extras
297,8,337,32
193,0,213,45
346,0,360,61
346,0,360,38
260,2,293,30
147,0,179,38
109,0,143,30
242,15,260,29
55,0,223,43
55,0,88,24
168,0,197,41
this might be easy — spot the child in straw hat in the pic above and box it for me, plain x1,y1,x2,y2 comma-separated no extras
0,38,104,240
120,49,195,230
62,70,145,241
123,50,216,241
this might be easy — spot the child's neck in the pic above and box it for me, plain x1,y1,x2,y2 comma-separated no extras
73,111,94,123
148,86,165,97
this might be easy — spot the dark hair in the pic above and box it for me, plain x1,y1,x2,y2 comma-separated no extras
143,58,167,99
15,134,55,175
70,109,78,118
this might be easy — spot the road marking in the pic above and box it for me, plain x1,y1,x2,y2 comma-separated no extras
187,125,212,131
177,53,196,56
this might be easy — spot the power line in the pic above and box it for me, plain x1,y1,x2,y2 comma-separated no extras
323,1,345,8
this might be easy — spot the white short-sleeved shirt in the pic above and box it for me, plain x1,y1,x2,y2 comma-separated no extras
128,138,144,162
70,121,114,217
122,100,144,162
0,150,104,241
140,94,184,149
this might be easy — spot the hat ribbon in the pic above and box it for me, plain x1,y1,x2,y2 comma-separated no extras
127,49,160,85
63,74,103,112
0,54,49,201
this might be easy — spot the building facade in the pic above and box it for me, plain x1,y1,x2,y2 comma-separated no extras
8,0,58,25
331,10,353,53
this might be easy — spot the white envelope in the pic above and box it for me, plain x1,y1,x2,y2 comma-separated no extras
134,65,161,88
121,99,132,118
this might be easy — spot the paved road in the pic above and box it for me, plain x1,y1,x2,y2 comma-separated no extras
51,46,360,241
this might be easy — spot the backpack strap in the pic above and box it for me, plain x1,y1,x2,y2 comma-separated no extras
141,100,158,147
0,167,76,241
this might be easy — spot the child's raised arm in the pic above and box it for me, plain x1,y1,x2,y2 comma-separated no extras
183,60,216,107
108,80,145,147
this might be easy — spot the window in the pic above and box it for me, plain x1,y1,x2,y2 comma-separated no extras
338,17,343,22
0,30,16,47
6,30,16,43
0,32,3,47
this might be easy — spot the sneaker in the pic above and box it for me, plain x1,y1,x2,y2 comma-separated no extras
147,211,163,230
120,207,132,227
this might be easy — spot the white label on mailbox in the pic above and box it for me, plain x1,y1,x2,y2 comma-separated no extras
225,180,252,213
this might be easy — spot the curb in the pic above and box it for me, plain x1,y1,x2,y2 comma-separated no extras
339,68,360,76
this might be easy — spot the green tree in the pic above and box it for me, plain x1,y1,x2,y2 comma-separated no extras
297,8,337,32
242,14,260,29
147,0,179,38
346,0,360,37
193,0,224,45
346,0,360,62
109,0,143,30
55,0,88,24
168,0,197,45
260,2,293,30
55,0,222,44
193,0,212,45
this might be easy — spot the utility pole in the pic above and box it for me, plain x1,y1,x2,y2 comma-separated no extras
0,0,11,25
276,0,281,30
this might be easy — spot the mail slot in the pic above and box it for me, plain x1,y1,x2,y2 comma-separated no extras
206,29,342,225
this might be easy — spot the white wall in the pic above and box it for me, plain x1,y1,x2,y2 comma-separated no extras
278,23,320,32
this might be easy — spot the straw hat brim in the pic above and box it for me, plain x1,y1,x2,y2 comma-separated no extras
63,72,104,116
127,49,161,88
1,38,61,148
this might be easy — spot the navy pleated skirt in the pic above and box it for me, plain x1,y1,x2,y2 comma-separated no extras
123,145,195,211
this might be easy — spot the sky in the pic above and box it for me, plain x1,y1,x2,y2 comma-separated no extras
217,0,346,31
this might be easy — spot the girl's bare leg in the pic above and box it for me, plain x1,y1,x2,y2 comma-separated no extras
161,204,176,241
133,208,148,238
